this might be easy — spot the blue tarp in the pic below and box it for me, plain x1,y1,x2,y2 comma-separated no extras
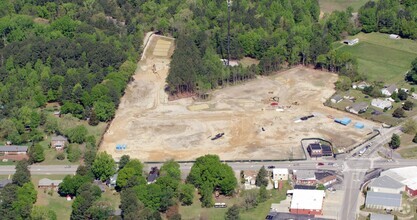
115,144,127,150
355,122,364,129
335,117,351,125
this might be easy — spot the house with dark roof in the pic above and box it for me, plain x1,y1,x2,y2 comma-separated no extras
147,167,159,184
307,143,333,157
50,135,68,150
346,102,369,115
365,191,402,211
368,175,404,194
0,146,29,160
315,172,337,187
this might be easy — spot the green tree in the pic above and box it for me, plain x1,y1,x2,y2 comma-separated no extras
258,185,268,203
255,166,269,187
393,107,405,118
225,205,240,220
116,159,145,189
398,89,408,100
67,144,82,162
30,144,45,163
13,159,31,187
242,190,258,210
179,184,194,206
93,101,115,122
70,183,102,220
31,206,57,220
134,184,162,211
0,184,19,219
187,155,237,196
86,201,114,220
200,183,214,208
119,155,130,169
413,133,417,144
403,101,414,111
92,152,116,181
335,76,352,91
66,125,88,144
58,174,91,196
390,134,401,149
88,110,99,126
120,188,144,219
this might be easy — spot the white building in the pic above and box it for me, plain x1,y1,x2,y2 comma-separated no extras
288,189,325,215
371,99,392,110
272,168,288,181
343,38,359,46
389,34,400,39
368,175,404,194
381,84,398,96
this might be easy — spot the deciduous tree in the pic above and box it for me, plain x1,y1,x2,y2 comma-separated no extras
92,152,116,181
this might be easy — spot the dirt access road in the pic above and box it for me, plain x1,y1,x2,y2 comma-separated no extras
100,34,379,162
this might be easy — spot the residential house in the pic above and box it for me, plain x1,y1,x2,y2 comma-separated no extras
272,168,288,181
107,173,118,188
368,175,404,194
371,99,392,110
38,178,62,189
346,102,369,115
293,170,317,186
0,146,29,161
381,85,398,96
0,179,12,189
370,213,394,220
315,172,337,187
289,189,326,215
330,94,343,104
147,167,159,184
352,81,369,90
343,38,359,46
50,135,68,150
365,191,402,211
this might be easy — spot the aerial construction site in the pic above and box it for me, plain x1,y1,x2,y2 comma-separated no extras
99,34,379,162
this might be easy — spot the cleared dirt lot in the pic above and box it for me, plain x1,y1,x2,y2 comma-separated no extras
100,35,378,162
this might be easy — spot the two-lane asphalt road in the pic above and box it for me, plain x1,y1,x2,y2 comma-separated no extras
0,165,78,175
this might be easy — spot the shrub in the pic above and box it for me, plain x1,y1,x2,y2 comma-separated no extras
56,152,65,160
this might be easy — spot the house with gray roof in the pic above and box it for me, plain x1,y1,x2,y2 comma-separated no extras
370,213,394,220
293,170,316,186
346,102,369,115
381,84,398,96
50,135,68,150
330,94,343,103
365,191,402,211
38,178,62,189
0,146,29,161
368,175,404,194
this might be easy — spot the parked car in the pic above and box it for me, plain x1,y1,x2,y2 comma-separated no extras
267,165,275,169
317,162,324,166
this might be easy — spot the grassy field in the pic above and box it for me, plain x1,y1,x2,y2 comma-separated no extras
32,175,73,220
180,182,290,220
336,33,417,84
398,133,417,159
319,0,368,13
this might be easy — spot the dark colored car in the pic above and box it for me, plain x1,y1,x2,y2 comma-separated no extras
317,162,324,166
267,165,275,169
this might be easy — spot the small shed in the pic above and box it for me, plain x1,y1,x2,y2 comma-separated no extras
389,34,400,39
354,122,365,129
330,94,343,103
343,38,359,46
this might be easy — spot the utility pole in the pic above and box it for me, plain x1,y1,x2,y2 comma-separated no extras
227,0,232,66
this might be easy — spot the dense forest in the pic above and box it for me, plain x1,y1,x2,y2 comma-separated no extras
359,0,417,39
166,0,360,94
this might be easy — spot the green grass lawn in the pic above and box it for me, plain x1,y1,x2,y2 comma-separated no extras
318,0,368,13
32,175,73,220
180,182,290,220
336,33,417,84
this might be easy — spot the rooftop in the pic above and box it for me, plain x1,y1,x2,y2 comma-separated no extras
272,168,288,175
315,172,335,181
309,143,321,150
368,175,404,189
384,84,397,94
331,94,343,101
403,177,417,190
365,191,402,208
38,178,62,186
0,146,28,152
0,179,12,188
290,189,325,210
370,213,394,220
51,135,68,141
293,170,316,180
350,102,368,112
382,166,417,183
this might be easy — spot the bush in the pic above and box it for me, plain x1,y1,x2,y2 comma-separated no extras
390,134,400,149
392,107,405,118
413,133,417,144
67,144,82,162
56,152,65,160
403,101,414,111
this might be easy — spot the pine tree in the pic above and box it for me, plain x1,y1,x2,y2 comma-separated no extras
88,110,99,126
255,166,269,187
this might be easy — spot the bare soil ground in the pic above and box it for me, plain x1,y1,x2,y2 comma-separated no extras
100,35,378,162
